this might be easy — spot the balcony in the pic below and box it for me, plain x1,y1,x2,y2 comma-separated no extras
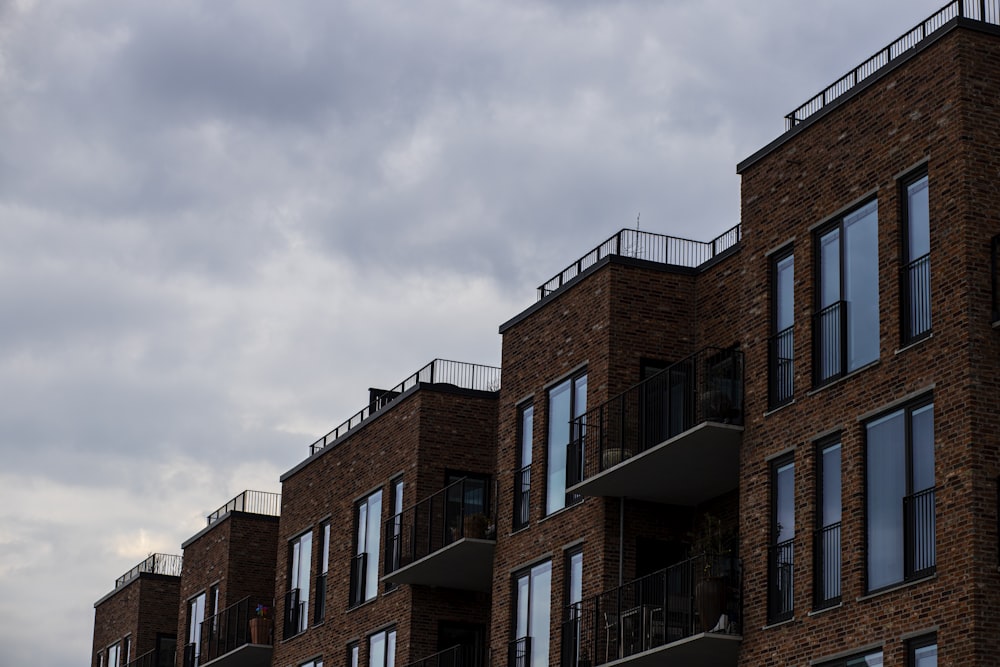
206,490,280,525
114,553,183,590
192,596,273,667
566,348,743,506
382,477,496,591
561,554,741,667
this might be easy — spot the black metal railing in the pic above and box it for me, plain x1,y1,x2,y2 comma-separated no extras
124,648,159,667
567,347,743,486
785,1,1000,129
905,487,936,578
768,326,794,408
206,490,281,525
315,573,327,622
385,477,496,575
813,300,847,386
767,539,794,623
561,554,741,667
404,644,485,667
903,254,931,342
349,553,368,607
513,465,531,531
283,588,302,639
814,523,841,609
508,637,532,667
197,596,273,664
309,360,501,455
182,643,196,667
537,226,741,299
115,553,183,589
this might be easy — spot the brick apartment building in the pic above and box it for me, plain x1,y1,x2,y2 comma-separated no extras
93,2,1000,666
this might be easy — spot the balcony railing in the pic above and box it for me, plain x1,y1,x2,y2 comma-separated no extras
905,487,936,578
309,359,501,455
283,588,303,639
385,477,496,574
785,1,1000,130
537,226,741,300
315,573,327,622
196,596,273,665
814,523,841,609
567,347,743,487
561,554,741,667
767,539,794,624
115,553,183,589
125,648,167,667
768,326,794,408
508,637,531,667
902,254,931,342
513,465,531,531
812,300,847,386
349,553,368,607
206,490,281,525
404,644,485,667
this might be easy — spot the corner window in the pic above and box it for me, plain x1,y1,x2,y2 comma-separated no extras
866,398,935,591
285,530,312,637
350,490,382,607
908,634,937,667
369,627,397,667
514,403,533,530
510,560,552,667
815,440,842,609
768,455,794,622
902,172,931,343
547,373,587,514
814,200,879,385
770,248,795,407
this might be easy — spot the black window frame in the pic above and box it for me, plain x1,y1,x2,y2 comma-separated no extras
769,246,795,407
907,633,937,667
814,437,842,609
767,453,795,623
816,648,884,667
900,169,931,344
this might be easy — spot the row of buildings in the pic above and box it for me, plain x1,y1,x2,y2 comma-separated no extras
92,2,1000,665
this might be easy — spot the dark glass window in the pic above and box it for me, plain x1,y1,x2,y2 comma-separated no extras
369,628,396,667
315,522,330,621
866,398,935,591
908,634,937,667
768,455,795,622
902,172,931,343
386,478,403,590
561,549,583,667
514,404,533,530
815,440,841,608
547,373,587,514
350,490,382,607
770,250,795,407
511,560,552,667
285,531,312,637
818,649,883,667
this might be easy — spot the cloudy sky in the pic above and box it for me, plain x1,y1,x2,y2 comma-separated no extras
0,0,949,663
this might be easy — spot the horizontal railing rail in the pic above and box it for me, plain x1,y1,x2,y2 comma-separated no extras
309,360,501,455
404,644,485,667
115,553,183,589
198,595,273,664
562,554,741,667
537,225,741,300
207,490,281,525
385,477,497,575
567,347,743,486
785,1,1000,130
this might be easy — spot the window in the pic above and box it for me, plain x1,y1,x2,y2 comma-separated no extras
347,642,359,667
818,649,883,667
286,530,312,636
208,584,219,636
98,651,105,667
770,248,795,406
814,200,879,385
107,642,121,667
908,634,937,667
316,521,331,622
514,403,533,530
866,398,935,591
351,490,382,607
386,477,404,590
902,172,930,343
561,550,583,667
768,455,794,622
547,373,587,514
122,636,131,666
187,591,206,663
511,560,552,667
815,440,842,608
369,628,397,667
301,659,325,667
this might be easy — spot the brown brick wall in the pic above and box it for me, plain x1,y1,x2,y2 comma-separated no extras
92,574,180,667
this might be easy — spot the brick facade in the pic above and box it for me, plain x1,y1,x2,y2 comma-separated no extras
93,572,180,667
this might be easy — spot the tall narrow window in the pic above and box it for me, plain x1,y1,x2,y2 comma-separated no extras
511,560,552,667
351,490,382,607
770,249,795,406
902,172,931,342
547,373,587,514
866,398,935,591
369,628,397,667
301,660,325,667
208,583,220,636
561,550,583,667
908,634,937,667
814,200,879,385
286,531,312,636
768,456,794,622
107,642,121,667
514,403,533,530
187,592,206,663
347,642,360,667
122,636,131,666
316,522,330,622
386,477,404,589
815,440,841,608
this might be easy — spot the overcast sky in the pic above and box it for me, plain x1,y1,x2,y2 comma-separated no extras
0,0,949,664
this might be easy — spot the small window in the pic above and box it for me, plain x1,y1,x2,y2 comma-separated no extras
386,477,404,590
316,522,331,621
901,171,930,343
768,455,795,622
548,372,587,514
347,642,360,667
369,628,397,667
514,403,533,530
562,549,584,667
817,649,883,667
769,248,795,407
285,530,313,637
814,439,842,609
907,634,937,667
301,659,325,667
350,490,382,607
511,560,552,667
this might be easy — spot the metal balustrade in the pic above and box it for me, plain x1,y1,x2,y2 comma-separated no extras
513,465,531,531
905,487,936,578
814,523,841,608
768,326,794,408
812,301,847,386
767,539,794,623
196,596,273,665
206,490,281,525
403,644,484,667
903,254,932,342
114,553,183,589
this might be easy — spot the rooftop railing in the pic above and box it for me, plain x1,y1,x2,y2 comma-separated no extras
785,0,1000,130
114,553,183,589
206,490,281,525
537,226,741,300
309,359,501,455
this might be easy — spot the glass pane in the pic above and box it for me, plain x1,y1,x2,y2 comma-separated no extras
907,176,930,259
387,630,396,667
844,201,879,371
821,443,842,526
569,552,583,605
299,532,312,608
357,503,368,554
775,461,795,542
914,643,937,667
819,228,841,308
845,652,883,667
369,632,386,667
776,254,794,331
322,524,331,573
529,562,552,667
520,405,533,466
515,574,529,638
911,404,934,491
366,492,382,601
867,410,905,589
350,644,359,667
547,380,571,514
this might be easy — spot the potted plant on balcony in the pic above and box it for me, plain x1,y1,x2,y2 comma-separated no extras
250,603,272,645
463,513,490,539
689,513,735,633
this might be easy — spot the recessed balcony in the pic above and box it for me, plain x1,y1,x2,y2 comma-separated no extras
186,597,273,667
566,347,743,506
382,477,496,592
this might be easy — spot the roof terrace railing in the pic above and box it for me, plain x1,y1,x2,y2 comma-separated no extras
537,225,741,300
309,359,502,455
206,490,281,525
785,0,1000,130
114,553,183,589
